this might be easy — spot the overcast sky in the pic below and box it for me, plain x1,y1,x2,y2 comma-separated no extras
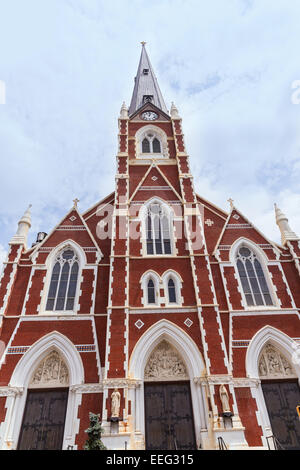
0,0,299,266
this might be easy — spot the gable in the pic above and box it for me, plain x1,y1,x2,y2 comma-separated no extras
214,208,281,261
30,208,103,266
129,102,170,122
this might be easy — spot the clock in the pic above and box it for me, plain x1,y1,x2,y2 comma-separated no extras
141,111,158,121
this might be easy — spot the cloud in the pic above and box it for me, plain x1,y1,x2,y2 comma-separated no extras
0,0,299,249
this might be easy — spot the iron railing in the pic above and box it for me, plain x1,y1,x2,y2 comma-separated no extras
217,437,228,450
266,435,285,450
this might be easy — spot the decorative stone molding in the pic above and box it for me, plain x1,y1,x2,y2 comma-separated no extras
233,378,261,388
70,384,103,394
102,379,142,389
0,387,24,397
194,376,261,388
205,219,214,227
193,377,207,385
184,318,193,328
144,340,188,381
205,375,233,385
135,319,144,330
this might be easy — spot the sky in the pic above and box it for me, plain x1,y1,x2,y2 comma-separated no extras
0,0,299,266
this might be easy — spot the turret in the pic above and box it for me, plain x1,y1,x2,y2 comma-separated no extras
275,203,299,246
10,204,32,249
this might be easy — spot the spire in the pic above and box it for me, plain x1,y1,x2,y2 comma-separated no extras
128,43,168,116
274,203,299,245
10,205,32,248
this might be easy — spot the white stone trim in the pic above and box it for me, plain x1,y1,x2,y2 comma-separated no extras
139,197,176,257
229,238,279,309
161,270,183,306
38,240,87,315
128,319,208,449
0,246,22,316
245,326,300,446
0,331,84,450
135,125,169,159
140,270,161,307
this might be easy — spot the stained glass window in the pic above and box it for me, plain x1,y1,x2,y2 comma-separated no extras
168,278,177,303
146,203,172,255
46,249,79,311
236,246,273,307
141,133,162,154
147,279,156,304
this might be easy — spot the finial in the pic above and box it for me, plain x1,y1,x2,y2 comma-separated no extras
274,202,299,245
120,101,128,119
73,198,80,209
170,102,180,119
141,41,147,46
10,204,32,248
20,204,32,226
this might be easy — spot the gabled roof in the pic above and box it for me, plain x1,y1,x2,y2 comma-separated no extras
27,203,103,260
213,204,282,256
128,43,168,116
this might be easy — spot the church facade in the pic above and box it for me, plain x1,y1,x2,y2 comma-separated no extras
0,45,300,450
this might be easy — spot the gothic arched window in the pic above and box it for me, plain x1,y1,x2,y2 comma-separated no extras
141,133,162,154
168,278,177,303
152,137,161,153
147,278,156,304
46,249,79,311
146,202,172,255
142,137,151,153
236,246,273,307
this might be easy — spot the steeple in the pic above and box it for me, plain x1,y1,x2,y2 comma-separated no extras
274,203,299,245
128,43,168,117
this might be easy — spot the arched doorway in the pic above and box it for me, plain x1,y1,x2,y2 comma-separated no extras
17,350,69,450
143,340,196,450
129,320,208,450
259,342,300,450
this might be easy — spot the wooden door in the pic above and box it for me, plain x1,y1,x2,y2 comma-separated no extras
18,389,68,450
262,381,300,450
144,382,196,450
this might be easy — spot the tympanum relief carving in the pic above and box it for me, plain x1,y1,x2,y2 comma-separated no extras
258,343,296,379
30,350,69,388
144,340,188,381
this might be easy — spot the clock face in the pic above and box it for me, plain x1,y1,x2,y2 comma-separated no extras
142,111,158,121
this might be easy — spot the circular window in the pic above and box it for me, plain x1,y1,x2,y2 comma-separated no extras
239,247,251,258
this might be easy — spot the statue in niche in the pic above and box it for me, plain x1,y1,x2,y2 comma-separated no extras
111,388,121,419
219,384,232,417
